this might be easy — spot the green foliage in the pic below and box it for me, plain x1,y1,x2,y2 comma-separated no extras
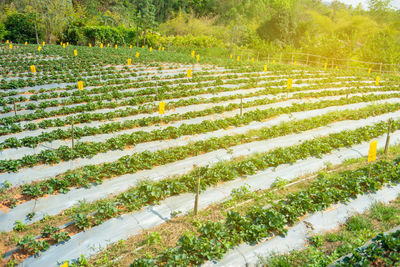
0,22,6,41
13,220,26,232
4,13,41,43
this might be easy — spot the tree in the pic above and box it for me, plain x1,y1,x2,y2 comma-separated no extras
132,0,156,47
4,13,40,43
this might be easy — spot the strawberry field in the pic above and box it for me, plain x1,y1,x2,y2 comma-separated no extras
1,43,400,267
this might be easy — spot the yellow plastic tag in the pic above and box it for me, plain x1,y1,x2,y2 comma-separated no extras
368,140,377,163
130,45,132,49
115,44,118,49
162,47,164,51
89,43,92,47
25,41,27,46
252,58,254,63
142,45,144,48
273,60,275,64
66,42,69,46
368,68,371,73
237,56,240,61
136,52,139,58
74,50,77,56
264,65,267,72
77,81,83,90
287,78,293,89
324,62,327,70
6,40,9,43
100,43,103,48
196,54,200,61
42,41,45,46
63,43,65,48
159,101,165,114
191,51,195,58
127,58,132,65
187,69,192,78
230,54,233,59
376,76,380,86
60,262,68,267
30,65,36,73
9,44,12,50
149,47,152,52
293,61,296,66
107,44,110,47
38,46,41,51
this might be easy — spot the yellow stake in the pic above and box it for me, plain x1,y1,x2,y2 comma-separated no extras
9,44,12,50
89,43,92,47
130,44,132,49
30,65,36,73
25,41,27,46
368,68,371,74
196,54,200,61
77,81,83,90
42,41,45,46
293,61,296,66
324,62,327,70
368,140,377,163
107,44,109,47
237,56,240,61
191,51,195,58
149,47,152,52
159,101,165,114
74,50,77,56
6,40,9,43
100,43,103,48
127,58,132,65
187,69,192,78
63,43,65,48
287,78,293,89
115,44,118,49
252,58,254,63
66,42,69,46
38,46,41,52
162,47,164,51
142,45,144,48
273,59,275,64
376,76,380,86
136,52,140,58
60,261,68,267
264,65,267,72
230,54,233,59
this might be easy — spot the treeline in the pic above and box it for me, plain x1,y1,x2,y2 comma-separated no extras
0,0,399,65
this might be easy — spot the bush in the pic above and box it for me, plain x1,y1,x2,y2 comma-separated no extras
0,23,6,42
4,13,41,43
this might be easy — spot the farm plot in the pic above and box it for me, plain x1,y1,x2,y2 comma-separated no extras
1,43,400,266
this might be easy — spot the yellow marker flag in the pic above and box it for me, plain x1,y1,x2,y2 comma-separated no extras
107,44,110,47
196,54,200,61
368,68,371,74
264,65,267,72
60,41,63,45
162,47,164,51
237,56,240,61
293,61,297,66
127,58,132,65
376,76,380,86
9,44,12,50
324,62,327,70
335,66,338,70
159,101,165,115
135,52,140,58
230,54,233,59
74,50,78,56
115,44,118,49
63,43,66,48
89,43,92,47
66,42,69,46
287,78,293,89
42,41,45,46
130,45,132,49
149,47,152,52
100,43,103,48
187,69,192,78
25,41,27,46
6,40,9,43
77,81,83,90
368,140,377,163
30,65,36,73
60,262,68,267
38,46,41,52
191,51,195,58
273,59,275,64
252,58,254,63
142,45,144,48
158,46,161,51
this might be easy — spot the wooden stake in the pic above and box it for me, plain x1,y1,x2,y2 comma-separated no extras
380,63,383,73
384,119,393,155
194,173,200,216
240,97,243,116
13,102,17,116
71,120,75,149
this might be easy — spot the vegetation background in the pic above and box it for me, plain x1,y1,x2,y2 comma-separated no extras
0,0,399,66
